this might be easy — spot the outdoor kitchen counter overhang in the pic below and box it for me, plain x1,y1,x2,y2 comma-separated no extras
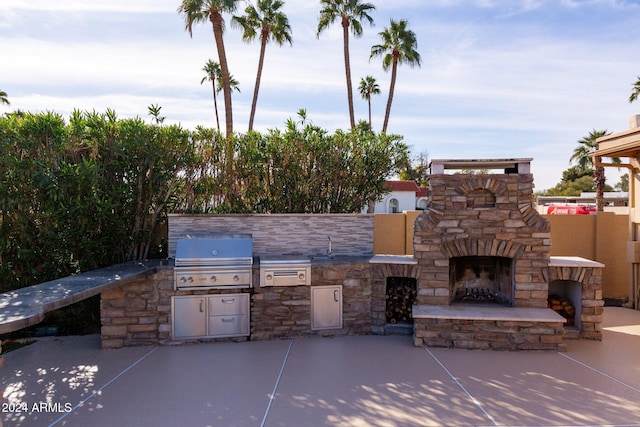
0,260,163,335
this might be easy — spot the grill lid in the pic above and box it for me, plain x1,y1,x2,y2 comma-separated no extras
175,236,253,267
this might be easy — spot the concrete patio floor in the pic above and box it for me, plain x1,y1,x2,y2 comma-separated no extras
2,306,640,427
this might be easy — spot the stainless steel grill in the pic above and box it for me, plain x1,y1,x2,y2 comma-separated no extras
174,236,253,290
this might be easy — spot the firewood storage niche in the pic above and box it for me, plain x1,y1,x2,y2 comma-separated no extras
386,277,417,324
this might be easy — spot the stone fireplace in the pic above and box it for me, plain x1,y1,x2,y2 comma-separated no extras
414,159,551,307
412,159,567,350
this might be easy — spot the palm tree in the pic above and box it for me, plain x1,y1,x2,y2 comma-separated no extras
232,0,292,131
0,90,9,106
147,103,165,125
217,73,241,96
358,75,380,132
571,129,620,212
630,76,640,104
370,19,421,133
317,0,375,130
178,0,238,137
201,59,222,131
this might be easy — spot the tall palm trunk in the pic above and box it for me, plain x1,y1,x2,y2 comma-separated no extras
382,57,398,133
210,11,233,137
248,26,269,132
211,80,221,132
367,94,372,132
342,16,356,129
594,165,606,212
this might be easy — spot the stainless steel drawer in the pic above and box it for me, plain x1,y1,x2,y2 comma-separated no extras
208,314,249,337
208,294,249,315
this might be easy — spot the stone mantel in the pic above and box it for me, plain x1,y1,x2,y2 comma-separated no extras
369,255,601,268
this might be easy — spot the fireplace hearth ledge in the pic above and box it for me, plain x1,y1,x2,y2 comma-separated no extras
412,304,566,323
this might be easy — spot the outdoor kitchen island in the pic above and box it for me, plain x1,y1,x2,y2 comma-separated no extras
98,159,605,350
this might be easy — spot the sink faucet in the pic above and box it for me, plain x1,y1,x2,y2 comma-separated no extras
327,236,332,257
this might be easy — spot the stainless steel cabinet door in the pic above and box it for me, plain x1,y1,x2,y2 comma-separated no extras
311,285,342,330
172,296,207,338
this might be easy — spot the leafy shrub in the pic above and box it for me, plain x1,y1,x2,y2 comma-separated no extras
0,109,408,292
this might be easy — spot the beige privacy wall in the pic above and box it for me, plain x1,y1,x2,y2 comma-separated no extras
546,212,629,299
372,210,630,299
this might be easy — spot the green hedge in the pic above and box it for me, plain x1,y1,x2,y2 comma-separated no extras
0,110,408,291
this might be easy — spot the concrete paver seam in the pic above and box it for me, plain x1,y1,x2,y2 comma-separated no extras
260,339,294,427
46,345,160,427
559,353,640,395
423,347,499,426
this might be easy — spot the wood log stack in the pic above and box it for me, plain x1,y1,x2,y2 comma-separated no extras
548,295,575,326
386,278,418,324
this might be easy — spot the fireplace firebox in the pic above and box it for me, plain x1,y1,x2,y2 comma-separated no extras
450,256,514,305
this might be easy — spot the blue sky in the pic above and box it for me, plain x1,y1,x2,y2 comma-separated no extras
2,0,639,191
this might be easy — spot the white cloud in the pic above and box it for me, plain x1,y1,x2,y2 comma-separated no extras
0,0,176,13
2,0,640,192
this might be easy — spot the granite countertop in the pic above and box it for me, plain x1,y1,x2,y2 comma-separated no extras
549,256,605,268
0,260,164,335
308,255,374,264
369,255,417,265
413,304,566,323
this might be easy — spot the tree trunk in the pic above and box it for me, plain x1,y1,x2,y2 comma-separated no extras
210,9,234,202
211,81,220,132
367,199,375,213
210,11,233,137
367,96,372,132
595,166,605,212
342,17,355,129
382,57,398,133
248,28,269,132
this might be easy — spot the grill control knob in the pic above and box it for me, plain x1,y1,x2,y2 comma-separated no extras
180,277,187,283
266,274,273,281
210,276,217,282
187,277,194,283
233,275,239,281
299,273,305,280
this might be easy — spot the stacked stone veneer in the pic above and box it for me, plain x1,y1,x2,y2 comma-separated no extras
413,317,566,351
547,265,604,340
101,268,173,348
414,173,551,307
251,260,371,340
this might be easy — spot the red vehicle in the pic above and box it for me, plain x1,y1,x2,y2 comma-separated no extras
544,204,596,215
